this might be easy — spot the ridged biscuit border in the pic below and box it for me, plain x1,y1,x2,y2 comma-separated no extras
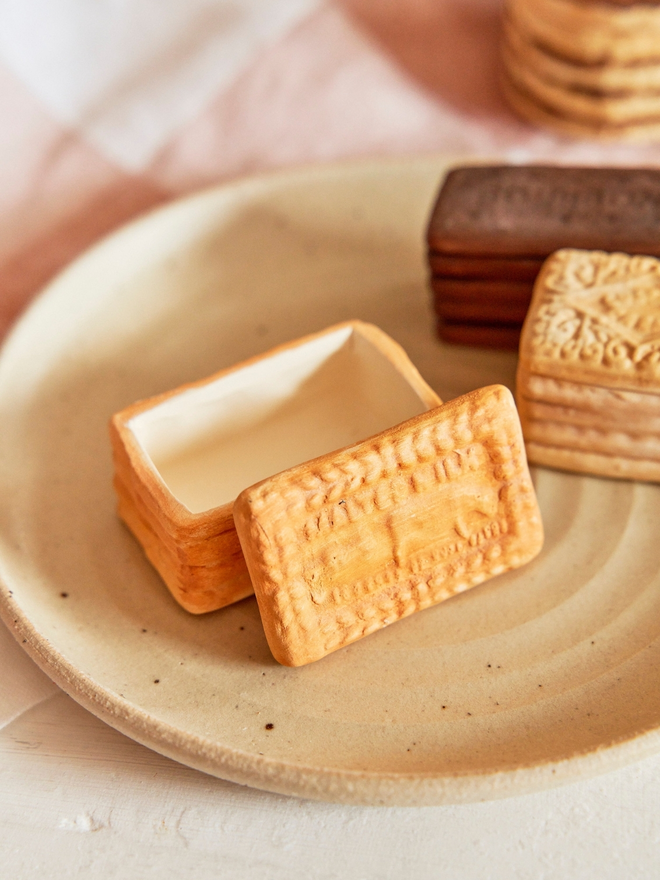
235,385,543,666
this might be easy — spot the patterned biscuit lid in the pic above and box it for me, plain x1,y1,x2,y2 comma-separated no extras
233,385,544,666
520,248,660,391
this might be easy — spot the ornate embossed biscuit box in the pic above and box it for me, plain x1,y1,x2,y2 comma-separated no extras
110,321,442,613
517,248,660,481
234,385,544,666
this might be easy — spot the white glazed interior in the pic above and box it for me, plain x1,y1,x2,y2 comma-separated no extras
128,325,429,513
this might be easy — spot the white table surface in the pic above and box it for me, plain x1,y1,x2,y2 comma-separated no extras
2,619,660,879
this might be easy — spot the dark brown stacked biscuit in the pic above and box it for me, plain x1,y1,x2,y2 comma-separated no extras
427,165,660,348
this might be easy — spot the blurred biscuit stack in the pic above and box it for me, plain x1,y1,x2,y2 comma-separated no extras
502,0,660,140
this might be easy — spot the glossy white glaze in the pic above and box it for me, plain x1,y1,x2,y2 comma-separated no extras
130,325,429,512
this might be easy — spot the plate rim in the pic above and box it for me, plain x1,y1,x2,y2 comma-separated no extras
5,589,660,807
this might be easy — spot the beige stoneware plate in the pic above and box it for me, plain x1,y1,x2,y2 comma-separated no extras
2,157,660,806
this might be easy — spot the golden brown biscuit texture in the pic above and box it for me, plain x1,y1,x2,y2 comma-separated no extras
523,442,660,482
110,400,252,614
234,385,544,667
503,13,660,94
503,50,660,127
501,70,660,142
502,0,660,140
517,248,660,481
518,370,660,419
519,249,660,390
507,0,660,67
110,321,442,614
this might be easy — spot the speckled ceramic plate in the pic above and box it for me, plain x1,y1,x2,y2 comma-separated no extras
2,157,660,806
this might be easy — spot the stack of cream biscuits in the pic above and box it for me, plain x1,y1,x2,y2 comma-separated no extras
517,247,660,482
502,0,660,140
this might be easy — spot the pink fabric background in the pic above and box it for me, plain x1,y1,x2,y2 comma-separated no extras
2,0,660,341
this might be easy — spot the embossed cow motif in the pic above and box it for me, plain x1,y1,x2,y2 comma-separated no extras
235,385,544,665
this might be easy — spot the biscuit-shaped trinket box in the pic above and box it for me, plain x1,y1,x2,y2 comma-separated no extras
234,384,544,666
110,321,442,613
517,248,660,481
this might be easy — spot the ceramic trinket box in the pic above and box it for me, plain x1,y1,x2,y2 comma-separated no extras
110,321,442,613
